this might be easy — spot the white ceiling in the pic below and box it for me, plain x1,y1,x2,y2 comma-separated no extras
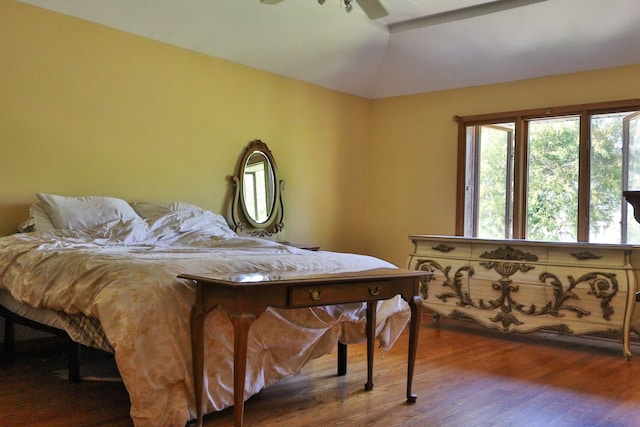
17,0,640,99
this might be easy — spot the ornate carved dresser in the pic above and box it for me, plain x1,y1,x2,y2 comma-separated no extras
408,235,640,359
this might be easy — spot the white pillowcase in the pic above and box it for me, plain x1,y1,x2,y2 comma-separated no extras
130,201,236,242
30,204,56,231
130,201,204,220
37,193,144,230
17,204,56,233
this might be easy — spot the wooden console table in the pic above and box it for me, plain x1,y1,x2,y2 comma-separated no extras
178,268,429,427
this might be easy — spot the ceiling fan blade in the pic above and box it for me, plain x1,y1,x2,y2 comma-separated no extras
389,0,549,32
260,0,285,5
355,0,389,20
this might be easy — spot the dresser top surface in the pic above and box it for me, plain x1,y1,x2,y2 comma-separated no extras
409,235,640,251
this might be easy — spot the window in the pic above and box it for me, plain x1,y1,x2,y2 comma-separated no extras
457,99,640,243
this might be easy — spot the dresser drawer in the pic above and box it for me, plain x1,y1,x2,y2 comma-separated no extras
547,245,628,268
288,281,398,307
410,237,472,260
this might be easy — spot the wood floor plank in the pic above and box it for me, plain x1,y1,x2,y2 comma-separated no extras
3,314,640,426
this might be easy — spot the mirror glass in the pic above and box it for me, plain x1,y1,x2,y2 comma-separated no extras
243,151,274,223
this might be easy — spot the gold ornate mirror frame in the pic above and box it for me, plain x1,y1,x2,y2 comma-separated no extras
230,140,284,237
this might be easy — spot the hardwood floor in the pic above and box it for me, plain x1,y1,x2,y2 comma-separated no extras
3,314,640,426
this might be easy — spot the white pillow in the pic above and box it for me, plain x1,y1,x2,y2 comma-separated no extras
130,201,236,241
17,204,56,233
30,204,56,231
130,201,203,220
36,193,143,230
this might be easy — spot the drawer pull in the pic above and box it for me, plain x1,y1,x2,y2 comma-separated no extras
309,289,322,301
369,286,380,296
571,251,601,260
432,244,455,253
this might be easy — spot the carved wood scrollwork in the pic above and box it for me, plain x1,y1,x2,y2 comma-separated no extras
479,246,538,261
446,309,574,334
416,253,618,332
539,271,618,320
413,259,439,299
413,258,474,305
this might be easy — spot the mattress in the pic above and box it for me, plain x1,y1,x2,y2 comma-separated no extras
0,289,65,330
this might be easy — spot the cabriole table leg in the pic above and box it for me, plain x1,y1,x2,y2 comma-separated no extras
406,295,423,402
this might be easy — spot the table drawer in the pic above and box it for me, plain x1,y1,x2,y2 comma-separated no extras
288,281,399,307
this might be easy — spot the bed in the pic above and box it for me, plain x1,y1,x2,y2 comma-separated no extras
0,194,411,427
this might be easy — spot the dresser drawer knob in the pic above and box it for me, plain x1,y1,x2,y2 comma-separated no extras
433,244,455,253
369,286,380,296
308,289,322,301
571,251,602,260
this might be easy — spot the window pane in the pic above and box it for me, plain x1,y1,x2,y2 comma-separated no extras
526,117,579,241
476,125,514,238
626,114,640,243
589,111,640,243
627,114,640,189
589,113,624,243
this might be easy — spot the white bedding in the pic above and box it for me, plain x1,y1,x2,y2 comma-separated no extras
0,201,410,427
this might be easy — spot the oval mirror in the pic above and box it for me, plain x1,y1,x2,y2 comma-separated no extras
229,140,284,237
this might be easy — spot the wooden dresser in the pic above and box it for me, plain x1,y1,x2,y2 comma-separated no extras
408,235,640,358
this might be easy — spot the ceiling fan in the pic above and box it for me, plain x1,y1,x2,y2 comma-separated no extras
260,0,389,20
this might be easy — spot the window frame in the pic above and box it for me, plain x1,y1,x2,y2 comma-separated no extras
455,98,640,241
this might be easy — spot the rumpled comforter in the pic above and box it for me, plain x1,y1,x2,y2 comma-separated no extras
0,220,410,426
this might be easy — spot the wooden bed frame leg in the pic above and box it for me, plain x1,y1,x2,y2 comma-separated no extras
68,340,81,383
2,318,16,365
1,308,84,380
364,300,377,391
337,342,347,376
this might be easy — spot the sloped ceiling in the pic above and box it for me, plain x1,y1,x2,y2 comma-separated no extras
17,0,640,99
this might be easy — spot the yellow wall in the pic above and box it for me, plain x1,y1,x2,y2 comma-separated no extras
368,65,640,266
2,0,640,269
0,0,371,253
